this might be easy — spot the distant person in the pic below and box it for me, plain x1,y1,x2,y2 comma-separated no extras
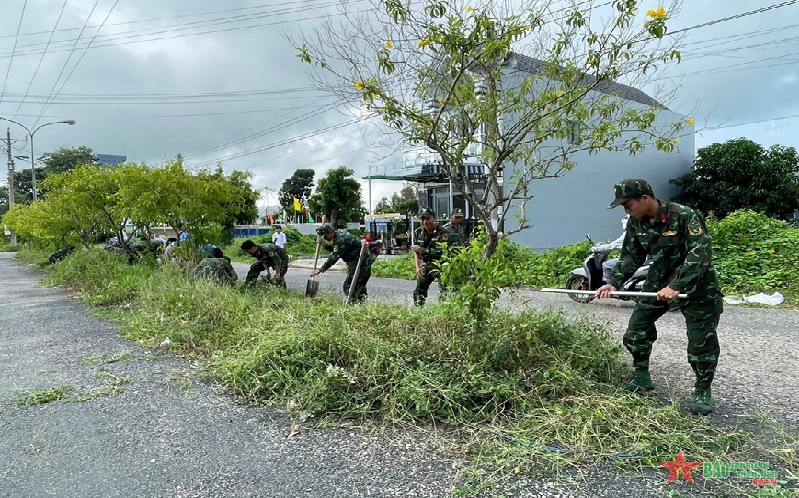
411,208,451,306
271,225,287,250
443,208,467,248
590,215,630,283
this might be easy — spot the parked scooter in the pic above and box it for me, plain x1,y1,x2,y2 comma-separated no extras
564,235,651,304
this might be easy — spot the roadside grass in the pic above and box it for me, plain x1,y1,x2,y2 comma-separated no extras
16,385,75,406
371,253,416,279
19,245,797,496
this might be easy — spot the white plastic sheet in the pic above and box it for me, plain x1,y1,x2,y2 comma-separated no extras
723,292,784,306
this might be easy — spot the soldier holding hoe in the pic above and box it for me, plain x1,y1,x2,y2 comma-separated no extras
310,224,373,303
595,179,722,415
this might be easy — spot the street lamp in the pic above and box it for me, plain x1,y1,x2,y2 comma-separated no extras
0,118,76,201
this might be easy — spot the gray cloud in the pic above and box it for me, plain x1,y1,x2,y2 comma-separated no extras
1,0,797,207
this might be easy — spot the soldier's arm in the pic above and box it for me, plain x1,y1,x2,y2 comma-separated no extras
669,211,713,293
319,239,341,273
608,230,646,288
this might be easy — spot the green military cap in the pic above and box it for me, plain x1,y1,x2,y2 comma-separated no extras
452,208,465,217
608,179,655,208
316,223,335,236
418,207,436,219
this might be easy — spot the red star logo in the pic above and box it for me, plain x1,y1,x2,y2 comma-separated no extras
660,450,702,483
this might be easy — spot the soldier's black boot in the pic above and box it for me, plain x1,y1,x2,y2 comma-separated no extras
622,368,655,392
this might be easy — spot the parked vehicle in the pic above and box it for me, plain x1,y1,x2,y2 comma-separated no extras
565,235,650,304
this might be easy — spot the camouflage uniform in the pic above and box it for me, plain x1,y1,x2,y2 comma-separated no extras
443,212,468,248
48,245,76,264
245,243,289,287
318,229,373,302
608,179,722,413
413,209,451,306
192,257,238,285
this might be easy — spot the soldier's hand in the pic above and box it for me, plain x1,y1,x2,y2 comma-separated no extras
310,270,320,277
657,287,680,302
595,284,616,299
415,266,423,277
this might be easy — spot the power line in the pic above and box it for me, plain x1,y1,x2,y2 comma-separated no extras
668,0,799,36
12,0,69,120
33,0,101,129
37,0,123,123
0,0,28,107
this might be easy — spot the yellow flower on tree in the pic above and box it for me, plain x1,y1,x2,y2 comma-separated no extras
646,5,667,19
672,138,680,144
354,80,364,91
466,6,474,12
418,39,431,48
385,40,393,49
686,117,695,126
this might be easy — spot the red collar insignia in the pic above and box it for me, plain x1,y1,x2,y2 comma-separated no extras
660,213,669,224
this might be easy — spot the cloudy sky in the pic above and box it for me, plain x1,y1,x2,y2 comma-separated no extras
0,0,797,214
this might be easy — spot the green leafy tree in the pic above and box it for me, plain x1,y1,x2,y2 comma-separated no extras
308,166,363,227
210,167,259,244
374,183,418,215
4,162,241,254
278,169,315,213
670,139,799,221
296,0,684,260
12,145,97,202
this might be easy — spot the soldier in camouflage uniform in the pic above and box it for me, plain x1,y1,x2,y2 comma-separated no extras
48,245,76,264
311,224,373,303
191,247,238,285
241,239,289,287
412,208,451,306
443,208,468,248
595,179,722,415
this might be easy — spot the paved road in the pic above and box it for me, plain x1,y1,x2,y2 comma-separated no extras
3,252,799,497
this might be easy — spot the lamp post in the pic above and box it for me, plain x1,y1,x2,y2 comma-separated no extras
0,118,76,201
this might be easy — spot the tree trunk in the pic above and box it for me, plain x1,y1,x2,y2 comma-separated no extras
329,208,339,228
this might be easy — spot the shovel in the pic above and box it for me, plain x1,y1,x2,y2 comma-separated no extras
346,242,369,303
540,288,688,299
305,240,322,298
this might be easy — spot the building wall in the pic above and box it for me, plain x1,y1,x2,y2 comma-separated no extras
503,111,694,250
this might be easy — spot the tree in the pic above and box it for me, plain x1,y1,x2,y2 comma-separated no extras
278,169,315,213
670,139,799,221
374,183,419,215
210,167,260,243
12,145,97,203
308,166,363,227
4,162,242,253
296,0,684,259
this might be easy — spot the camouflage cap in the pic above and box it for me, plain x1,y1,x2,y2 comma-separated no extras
608,179,655,208
451,208,465,218
316,223,335,236
418,207,436,219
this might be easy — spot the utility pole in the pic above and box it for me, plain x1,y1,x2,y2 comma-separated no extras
5,127,16,245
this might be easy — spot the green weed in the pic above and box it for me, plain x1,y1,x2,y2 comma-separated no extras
16,385,75,406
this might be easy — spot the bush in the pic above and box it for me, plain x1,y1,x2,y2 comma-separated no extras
707,210,799,293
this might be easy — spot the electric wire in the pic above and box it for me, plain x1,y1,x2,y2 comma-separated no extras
11,0,70,120
0,0,29,107
37,0,123,123
33,0,101,129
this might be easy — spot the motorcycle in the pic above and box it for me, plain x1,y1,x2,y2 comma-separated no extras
564,235,651,304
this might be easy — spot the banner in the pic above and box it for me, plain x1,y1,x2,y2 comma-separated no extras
293,196,302,211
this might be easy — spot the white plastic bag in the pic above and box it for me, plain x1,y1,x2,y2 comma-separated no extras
724,292,784,306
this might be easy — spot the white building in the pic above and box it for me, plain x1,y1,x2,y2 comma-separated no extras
372,52,694,250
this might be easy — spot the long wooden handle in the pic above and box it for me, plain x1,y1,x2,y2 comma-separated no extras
311,238,322,281
347,243,369,302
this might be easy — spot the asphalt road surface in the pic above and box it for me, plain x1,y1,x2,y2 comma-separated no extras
2,252,798,497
